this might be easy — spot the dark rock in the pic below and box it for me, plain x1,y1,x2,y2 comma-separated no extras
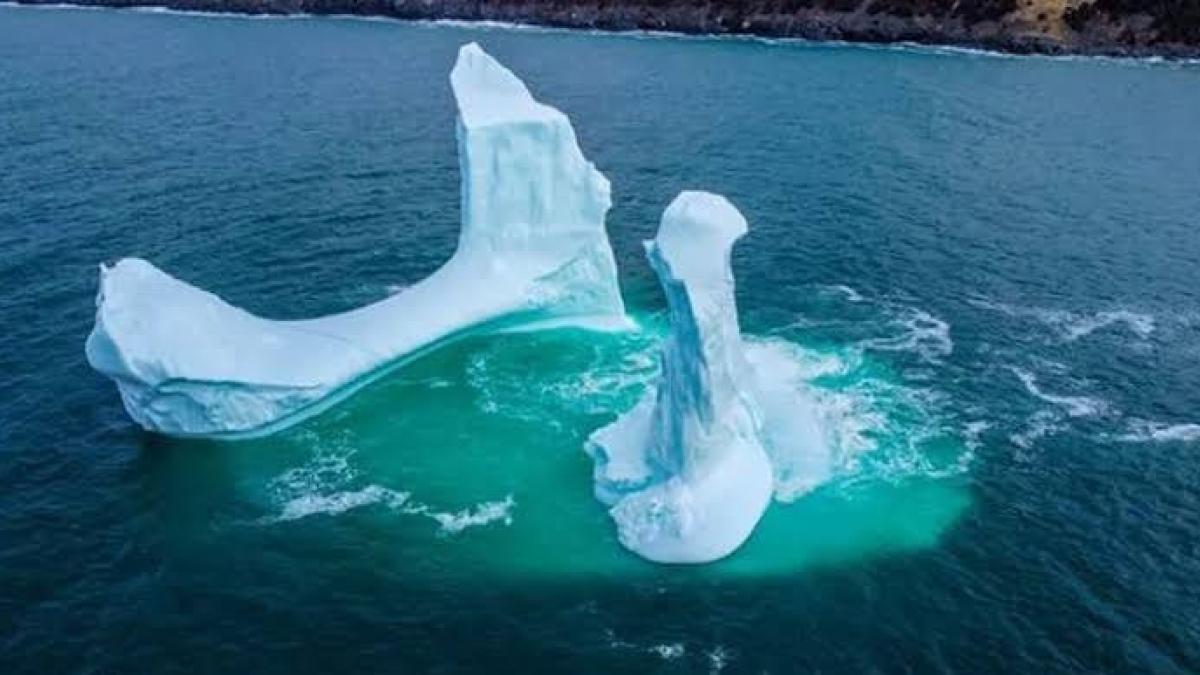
12,0,1200,58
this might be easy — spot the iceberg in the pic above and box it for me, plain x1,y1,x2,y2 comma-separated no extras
86,43,627,439
586,192,829,564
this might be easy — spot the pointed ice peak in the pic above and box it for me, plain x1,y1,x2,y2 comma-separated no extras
650,191,748,284
85,39,627,438
451,42,558,128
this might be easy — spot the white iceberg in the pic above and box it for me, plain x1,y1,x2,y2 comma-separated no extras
585,191,829,564
86,43,627,439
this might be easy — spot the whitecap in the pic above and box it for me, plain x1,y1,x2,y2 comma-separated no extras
742,337,969,499
268,433,359,497
819,284,865,303
963,420,991,449
1010,409,1066,451
649,643,685,660
271,485,410,523
1114,419,1200,443
706,646,732,673
406,495,517,534
261,434,514,531
8,2,1195,69
969,298,1156,343
1010,367,1107,418
465,332,659,420
859,307,953,363
1060,310,1155,342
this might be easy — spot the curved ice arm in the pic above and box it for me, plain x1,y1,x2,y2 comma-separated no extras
86,43,627,439
585,192,773,564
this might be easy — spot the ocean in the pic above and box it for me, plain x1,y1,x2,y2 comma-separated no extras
2,4,1199,672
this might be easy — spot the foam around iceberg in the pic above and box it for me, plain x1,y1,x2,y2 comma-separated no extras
86,43,627,439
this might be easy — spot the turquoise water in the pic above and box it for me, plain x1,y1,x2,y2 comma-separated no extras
3,5,1200,672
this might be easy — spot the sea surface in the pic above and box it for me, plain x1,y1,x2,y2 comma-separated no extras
3,5,1200,673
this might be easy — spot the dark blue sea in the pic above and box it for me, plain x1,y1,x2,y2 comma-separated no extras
2,4,1200,673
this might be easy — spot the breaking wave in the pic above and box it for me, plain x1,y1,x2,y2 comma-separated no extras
802,285,954,364
604,629,732,673
406,495,516,534
260,434,515,532
857,307,953,363
274,484,410,522
9,3,1197,71
1010,366,1108,418
1113,419,1200,444
1004,363,1200,451
1004,365,1113,452
1010,409,1069,452
467,315,971,504
465,326,660,422
649,643,686,660
970,297,1156,343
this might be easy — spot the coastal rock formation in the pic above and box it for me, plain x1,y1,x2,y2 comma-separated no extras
16,0,1200,57
1064,0,1200,52
86,43,628,439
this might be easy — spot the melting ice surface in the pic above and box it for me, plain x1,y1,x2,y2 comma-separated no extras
85,43,627,439
586,192,831,563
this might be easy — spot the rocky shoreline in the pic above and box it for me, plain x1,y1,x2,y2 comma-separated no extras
11,0,1200,58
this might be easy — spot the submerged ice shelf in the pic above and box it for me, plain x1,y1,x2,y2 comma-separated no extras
586,192,831,564
86,43,627,439
83,41,899,569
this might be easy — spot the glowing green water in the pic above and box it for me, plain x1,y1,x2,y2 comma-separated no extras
8,5,1199,672
159,314,969,581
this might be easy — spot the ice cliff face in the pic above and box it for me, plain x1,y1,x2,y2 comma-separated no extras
86,43,626,439
585,192,776,564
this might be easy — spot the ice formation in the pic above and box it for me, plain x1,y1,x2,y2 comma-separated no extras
586,192,829,564
86,43,626,439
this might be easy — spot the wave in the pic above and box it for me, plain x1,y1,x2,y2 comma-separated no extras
5,2,1197,69
1010,366,1107,418
1061,310,1156,342
969,298,1156,343
465,325,660,421
405,495,516,534
888,41,1200,68
1005,365,1200,449
468,324,970,500
804,286,954,363
268,432,360,497
260,434,515,532
604,630,730,672
1114,419,1200,443
648,643,686,660
267,485,515,532
465,315,970,505
267,482,516,533
858,307,953,363
429,16,1200,68
760,334,970,489
963,420,991,451
1,1,302,19
746,338,881,499
1009,409,1067,451
272,484,410,522
706,646,732,673
806,283,955,362
819,284,865,303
